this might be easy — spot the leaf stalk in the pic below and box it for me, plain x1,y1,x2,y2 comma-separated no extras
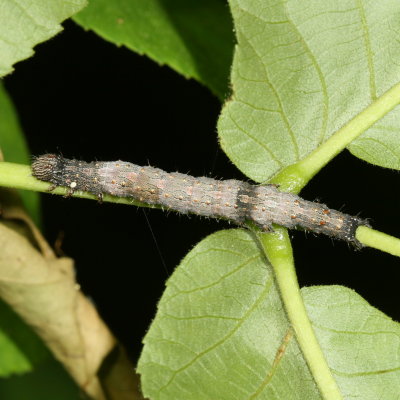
272,82,400,193
258,227,343,400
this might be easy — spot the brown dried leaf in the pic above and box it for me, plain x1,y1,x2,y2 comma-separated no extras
0,188,144,400
0,188,53,258
0,221,112,399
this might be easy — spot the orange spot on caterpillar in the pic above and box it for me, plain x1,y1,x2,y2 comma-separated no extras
319,221,326,226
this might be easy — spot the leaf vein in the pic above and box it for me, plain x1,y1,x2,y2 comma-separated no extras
284,3,329,145
228,110,285,167
356,0,377,100
156,276,274,394
164,254,261,303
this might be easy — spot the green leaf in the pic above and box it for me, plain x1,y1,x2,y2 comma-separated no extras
138,229,400,399
0,299,49,377
0,357,81,400
218,0,400,183
0,83,40,225
347,111,400,168
303,285,400,400
0,0,87,77
73,0,234,99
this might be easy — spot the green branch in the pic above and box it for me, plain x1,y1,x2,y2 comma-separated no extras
272,81,400,193
356,226,400,257
258,227,343,400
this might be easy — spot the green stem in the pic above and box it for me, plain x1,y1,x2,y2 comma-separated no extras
272,81,400,193
259,227,343,400
356,225,400,257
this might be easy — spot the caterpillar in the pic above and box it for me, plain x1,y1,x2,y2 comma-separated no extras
31,154,368,246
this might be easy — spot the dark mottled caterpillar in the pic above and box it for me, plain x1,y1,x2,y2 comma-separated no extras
32,154,368,245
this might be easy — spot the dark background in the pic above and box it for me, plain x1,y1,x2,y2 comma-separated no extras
4,20,400,362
